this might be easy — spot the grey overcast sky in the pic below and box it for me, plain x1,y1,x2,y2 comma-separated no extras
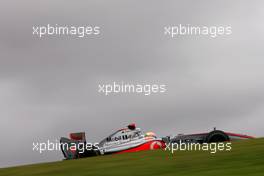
0,0,264,168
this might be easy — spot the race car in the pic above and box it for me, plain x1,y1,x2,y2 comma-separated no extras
60,124,254,160
60,123,165,159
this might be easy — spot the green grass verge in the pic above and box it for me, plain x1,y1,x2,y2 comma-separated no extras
0,138,263,176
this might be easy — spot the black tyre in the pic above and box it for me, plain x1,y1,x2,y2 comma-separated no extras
205,130,229,143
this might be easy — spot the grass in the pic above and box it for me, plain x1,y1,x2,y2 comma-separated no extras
0,138,263,176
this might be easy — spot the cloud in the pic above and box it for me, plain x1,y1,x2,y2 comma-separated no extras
0,0,264,168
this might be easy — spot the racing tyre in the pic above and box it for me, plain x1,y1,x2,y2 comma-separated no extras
205,130,229,143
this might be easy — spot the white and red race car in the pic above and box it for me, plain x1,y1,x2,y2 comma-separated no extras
60,123,165,159
60,124,254,159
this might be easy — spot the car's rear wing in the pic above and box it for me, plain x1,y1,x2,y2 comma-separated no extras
60,132,86,159
60,132,99,159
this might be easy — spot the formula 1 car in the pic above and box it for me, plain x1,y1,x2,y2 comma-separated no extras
60,124,254,160
60,123,165,159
